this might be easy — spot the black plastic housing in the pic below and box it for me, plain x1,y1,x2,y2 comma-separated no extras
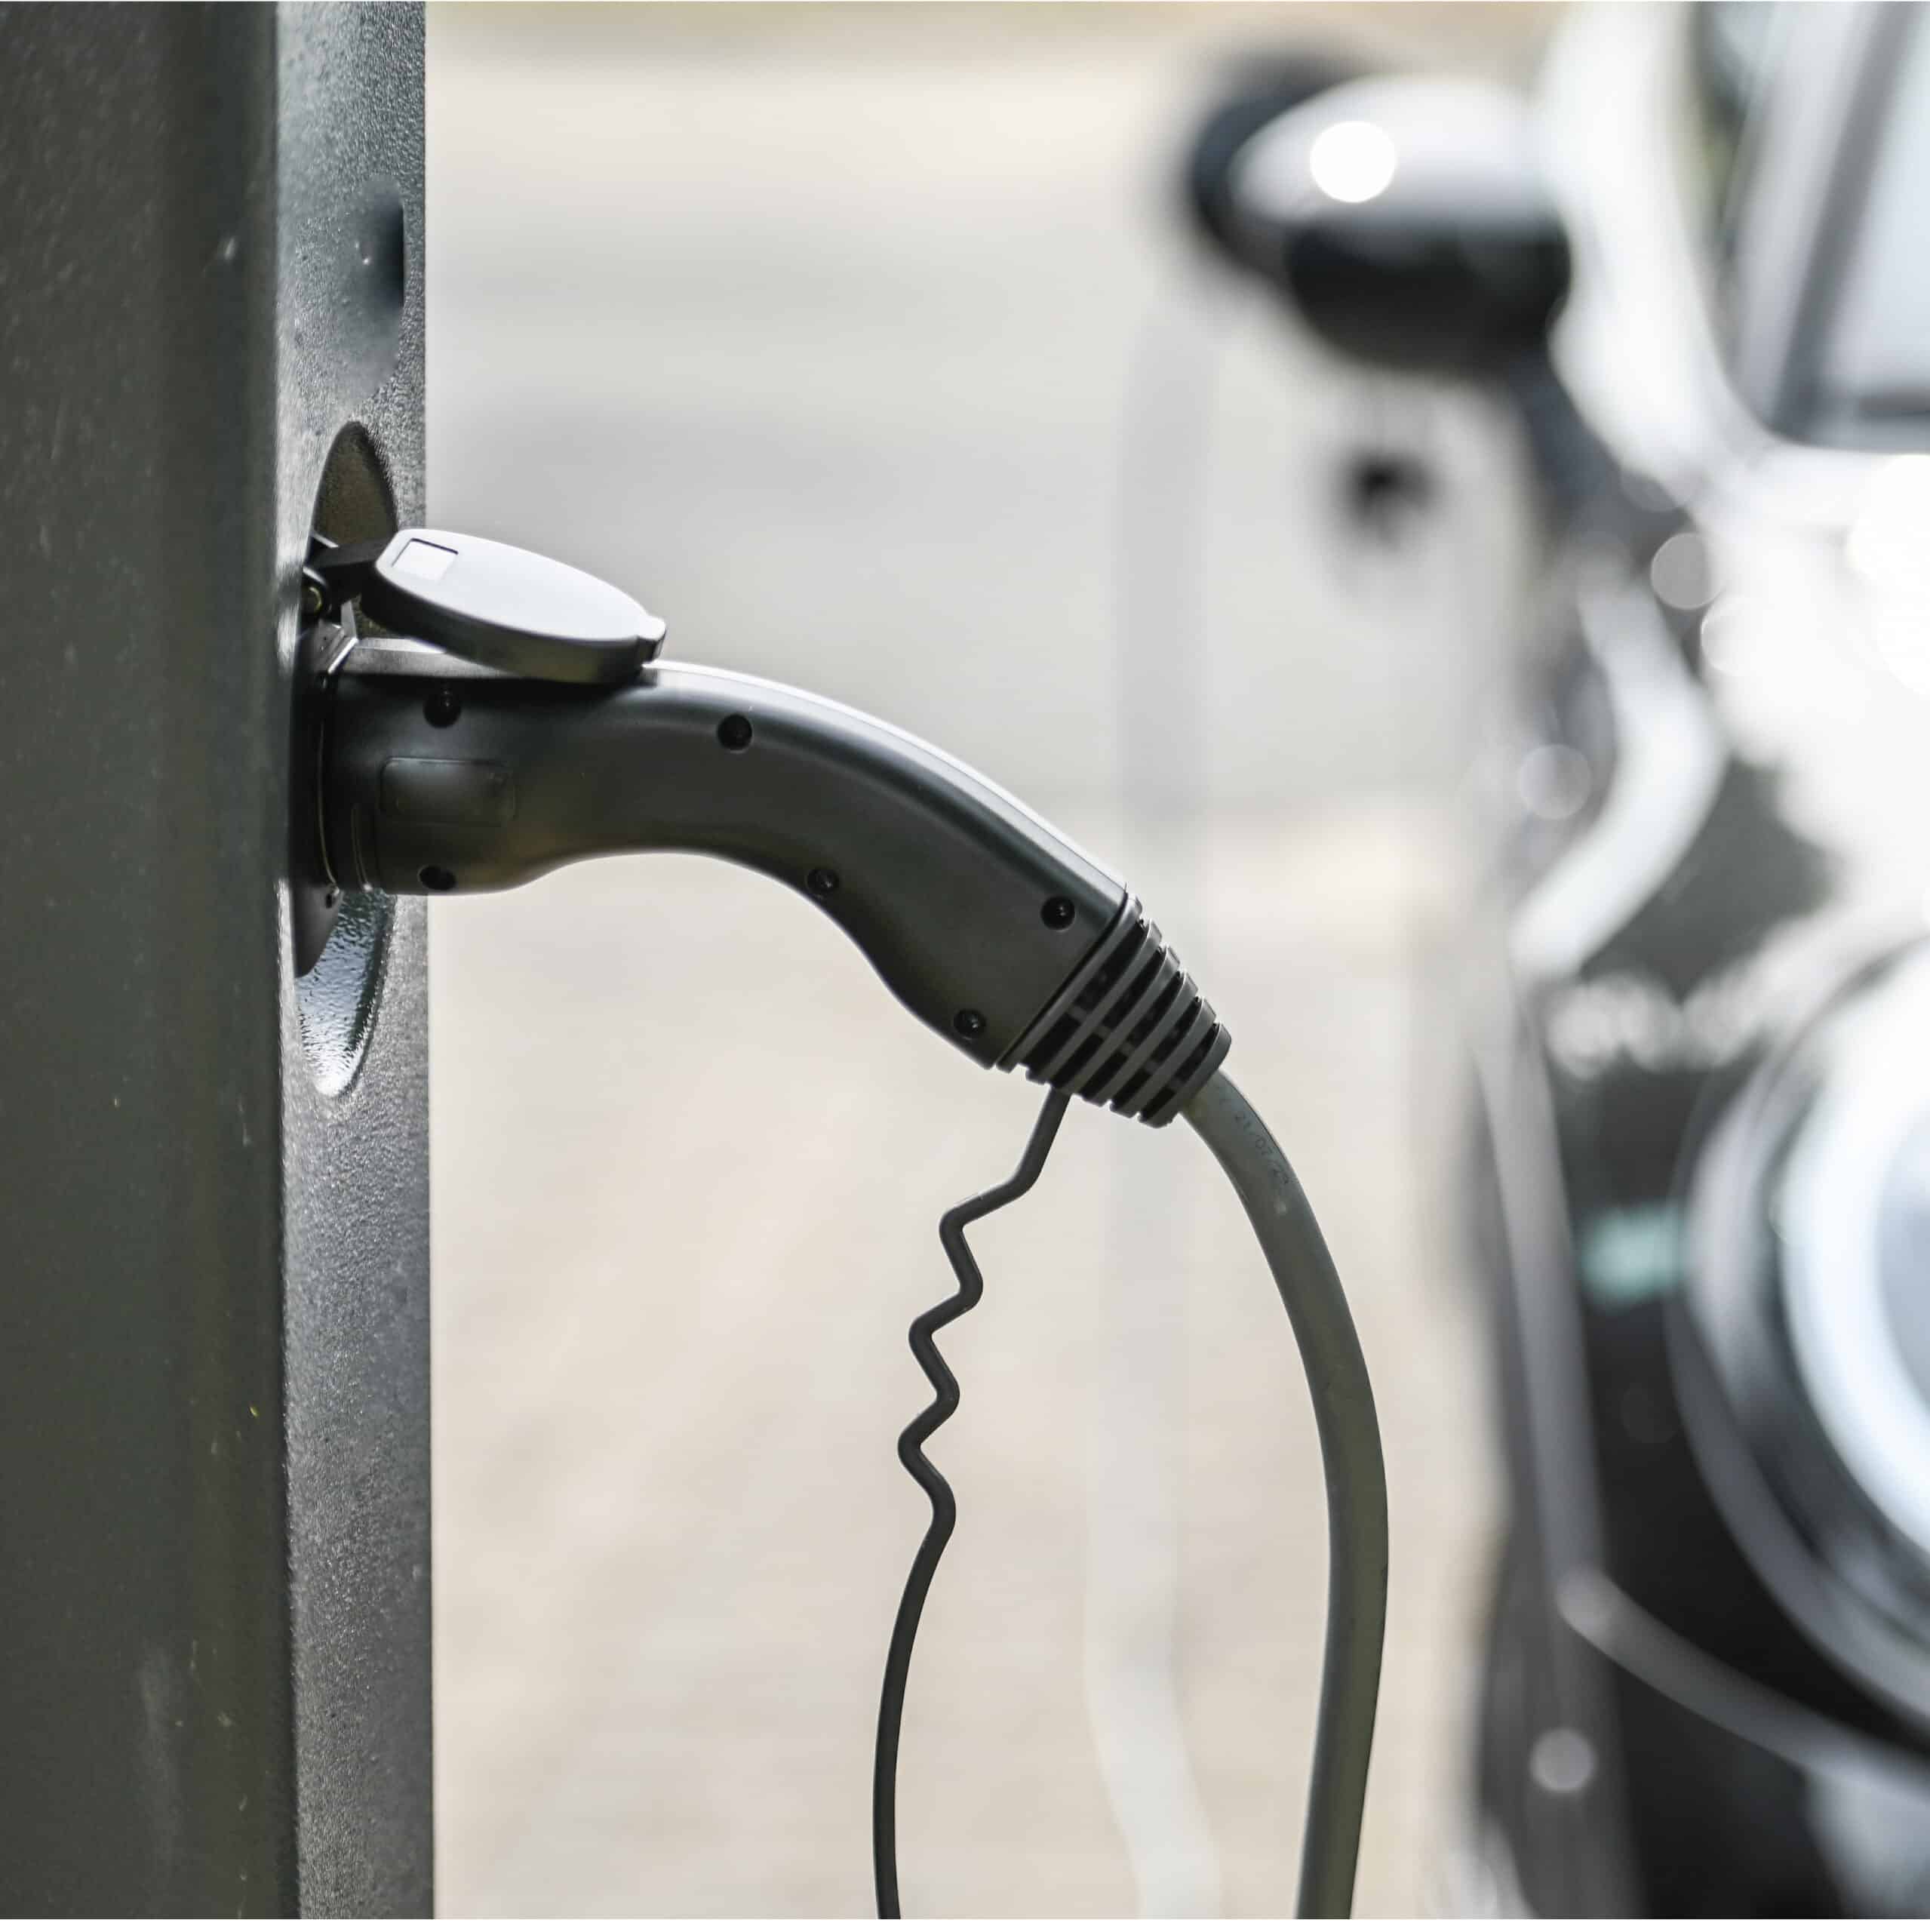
326,649,1117,1068
321,646,1228,1122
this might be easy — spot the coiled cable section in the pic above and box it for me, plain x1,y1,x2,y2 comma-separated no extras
873,1087,1072,1918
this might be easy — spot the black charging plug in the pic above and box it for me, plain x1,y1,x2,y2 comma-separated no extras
305,528,1228,1124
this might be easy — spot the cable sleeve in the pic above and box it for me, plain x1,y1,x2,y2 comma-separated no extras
1183,1066,1388,1917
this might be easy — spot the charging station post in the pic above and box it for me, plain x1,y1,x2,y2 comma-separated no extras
0,9,432,1911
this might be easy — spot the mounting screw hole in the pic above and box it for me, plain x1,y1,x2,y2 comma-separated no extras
419,866,456,893
807,867,840,897
717,713,754,751
1042,896,1076,929
953,1008,987,1039
425,686,462,728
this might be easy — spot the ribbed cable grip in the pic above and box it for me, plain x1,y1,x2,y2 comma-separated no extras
1002,896,1230,1126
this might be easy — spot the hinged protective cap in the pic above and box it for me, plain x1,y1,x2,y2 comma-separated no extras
311,527,666,684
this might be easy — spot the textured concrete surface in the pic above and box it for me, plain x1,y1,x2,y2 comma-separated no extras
426,5,1540,1914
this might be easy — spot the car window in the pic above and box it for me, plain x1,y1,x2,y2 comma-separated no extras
1797,8,1930,446
1683,0,1787,275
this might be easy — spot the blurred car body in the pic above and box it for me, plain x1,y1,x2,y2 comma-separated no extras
1192,1,1930,1912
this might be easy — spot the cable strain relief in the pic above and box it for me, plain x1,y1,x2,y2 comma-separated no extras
1004,895,1231,1127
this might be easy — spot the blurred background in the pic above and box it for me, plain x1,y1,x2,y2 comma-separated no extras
426,4,1547,1915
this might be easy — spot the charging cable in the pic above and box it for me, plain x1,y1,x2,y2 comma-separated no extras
302,526,1388,1916
872,1085,1072,1919
1183,1070,1388,1917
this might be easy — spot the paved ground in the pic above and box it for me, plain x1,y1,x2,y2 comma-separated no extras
426,5,1543,1915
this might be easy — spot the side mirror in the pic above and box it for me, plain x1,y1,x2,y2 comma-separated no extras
1227,75,1570,381
1182,53,1363,263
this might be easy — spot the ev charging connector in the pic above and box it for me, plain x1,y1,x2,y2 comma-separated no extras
296,527,1385,1918
305,528,1228,1124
